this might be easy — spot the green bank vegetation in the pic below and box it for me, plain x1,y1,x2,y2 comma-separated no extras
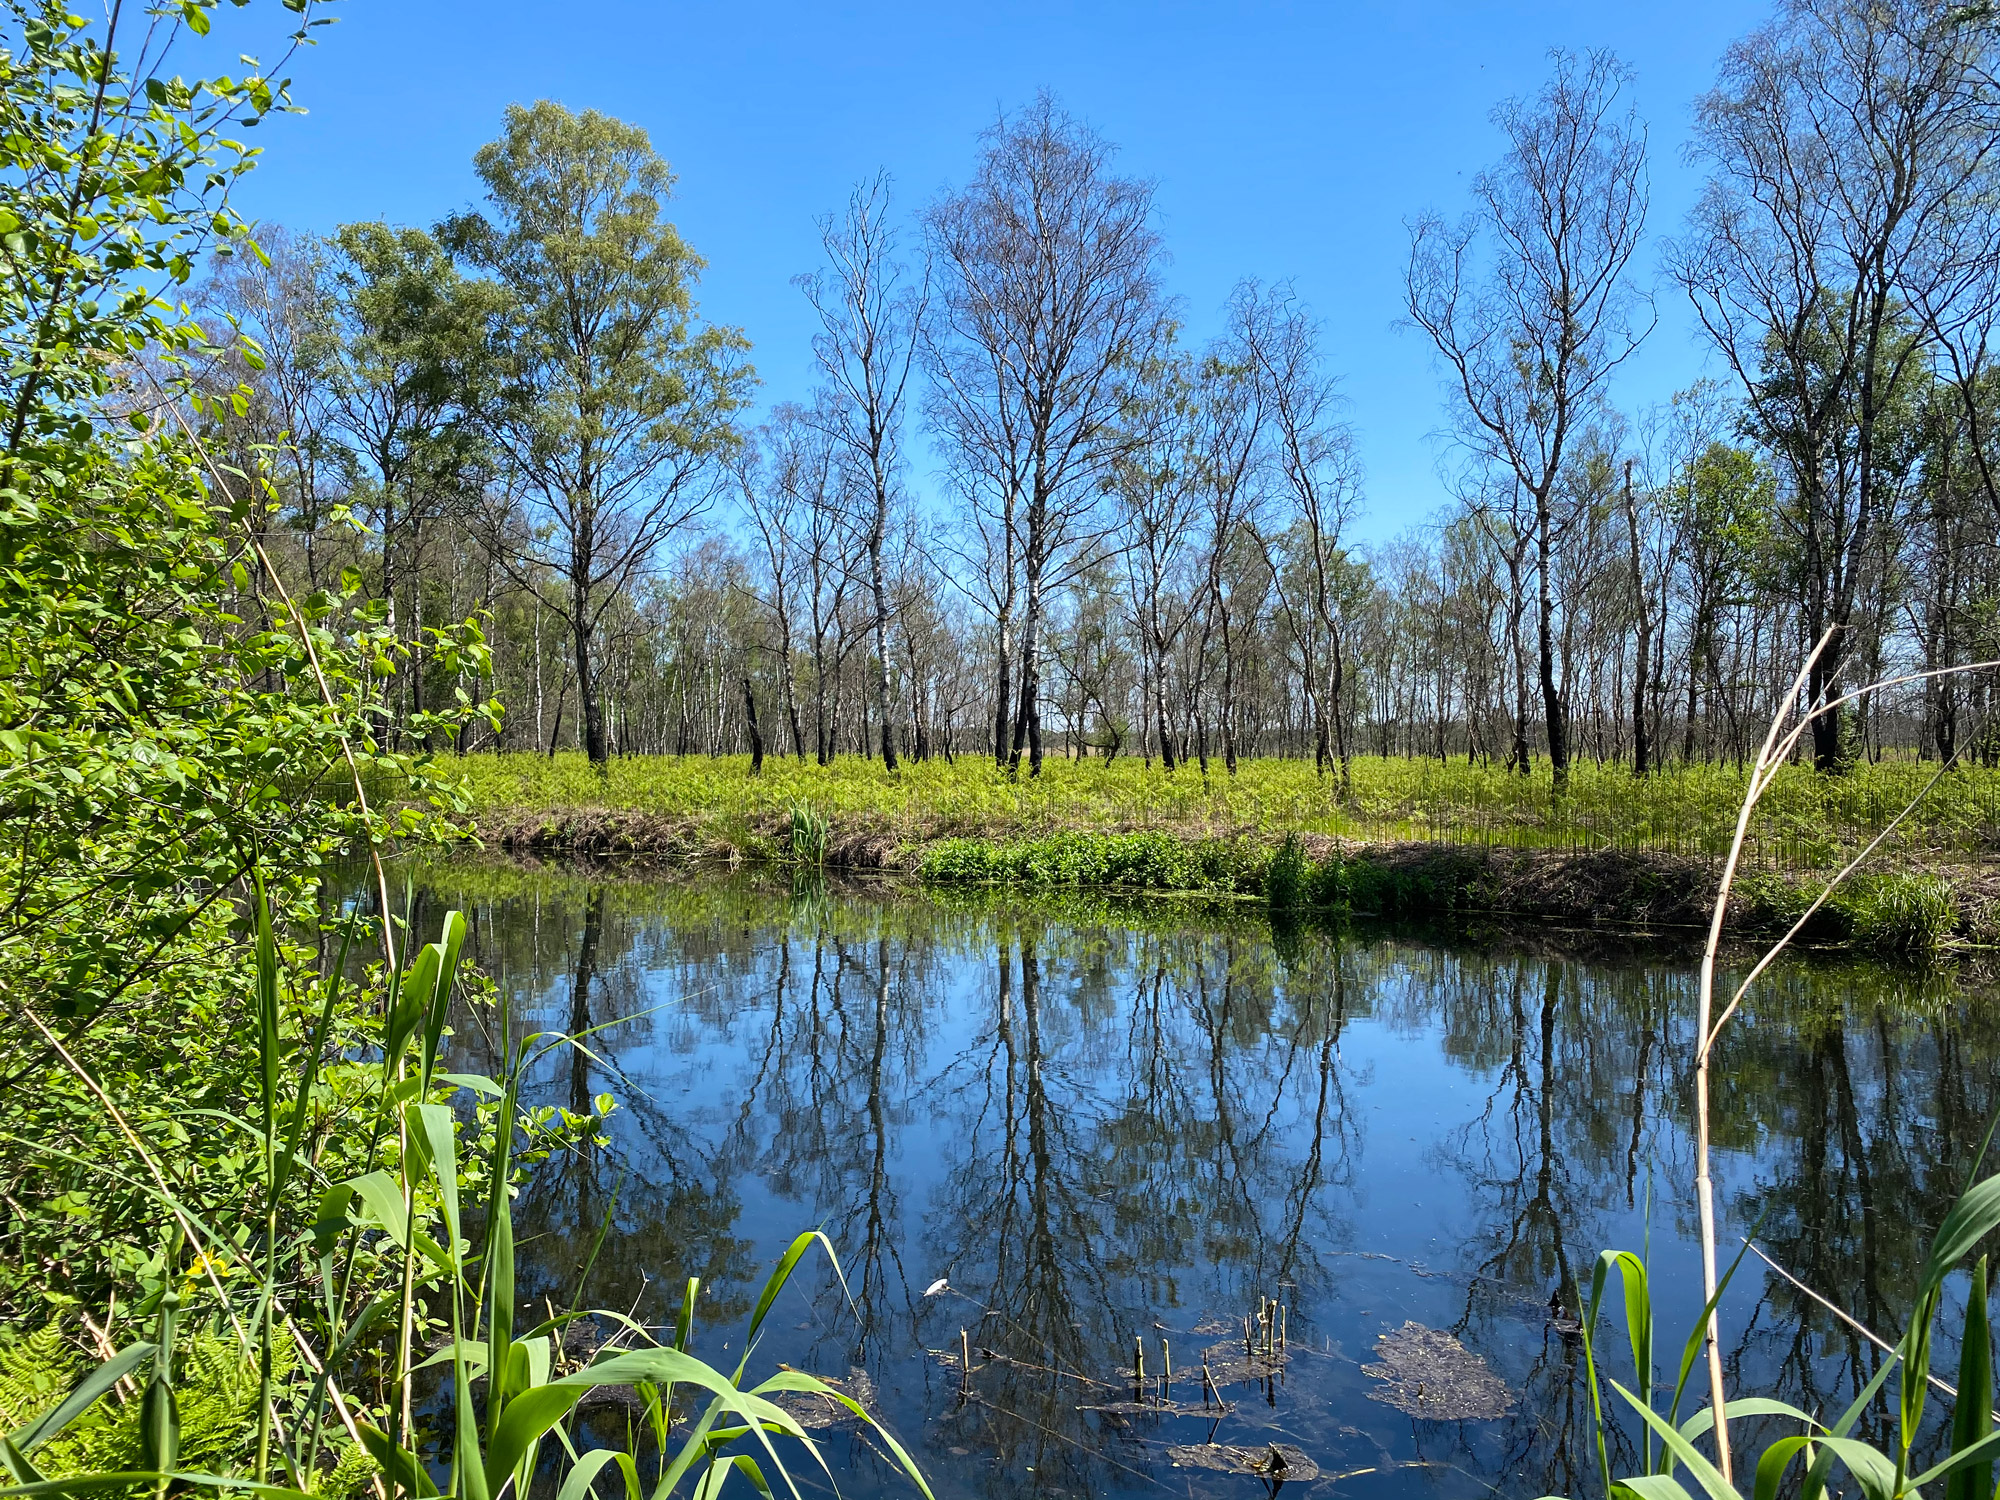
454,752,1996,952
456,750,2000,868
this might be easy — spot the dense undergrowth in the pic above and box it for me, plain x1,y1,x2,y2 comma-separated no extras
0,6,926,1499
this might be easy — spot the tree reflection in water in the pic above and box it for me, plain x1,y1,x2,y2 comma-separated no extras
400,864,2000,1500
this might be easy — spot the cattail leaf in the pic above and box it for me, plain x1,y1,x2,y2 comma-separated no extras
1,1437,46,1485
340,1169,408,1246
1751,1436,1818,1500
747,1232,841,1351
138,1377,178,1478
7,1341,155,1454
1609,1380,1739,1500
418,910,467,1081
1921,1176,2000,1298
551,1448,642,1500
675,1277,700,1352
1916,1419,2000,1489
413,1102,462,1257
352,1423,439,1499
1613,1476,1702,1500
1946,1255,1993,1500
749,1372,935,1500
482,1386,584,1498
1676,1394,1815,1439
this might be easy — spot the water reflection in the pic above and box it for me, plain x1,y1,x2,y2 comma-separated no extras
401,864,2000,1500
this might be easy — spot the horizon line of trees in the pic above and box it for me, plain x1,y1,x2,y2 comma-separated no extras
184,0,2000,781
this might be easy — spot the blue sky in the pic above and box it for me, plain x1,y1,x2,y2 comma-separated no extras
234,0,1763,543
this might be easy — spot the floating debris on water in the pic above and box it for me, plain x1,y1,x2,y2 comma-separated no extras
768,1367,877,1430
1362,1322,1514,1420
1200,1339,1289,1387
1079,1397,1235,1418
1166,1442,1321,1481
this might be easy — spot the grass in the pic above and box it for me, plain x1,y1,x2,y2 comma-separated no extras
444,751,2000,871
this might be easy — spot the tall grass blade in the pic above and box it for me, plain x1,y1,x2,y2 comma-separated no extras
1945,1255,1993,1500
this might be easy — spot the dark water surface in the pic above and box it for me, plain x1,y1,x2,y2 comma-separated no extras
405,863,2000,1500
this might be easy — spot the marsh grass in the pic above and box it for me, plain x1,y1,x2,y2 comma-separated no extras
443,752,2000,870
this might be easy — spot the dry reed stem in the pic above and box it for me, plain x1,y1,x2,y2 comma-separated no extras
1739,1241,1997,1419
1692,638,2000,1483
1690,630,1834,1483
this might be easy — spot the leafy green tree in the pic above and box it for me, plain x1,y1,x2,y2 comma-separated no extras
447,101,753,765
324,221,504,739
1664,434,1776,764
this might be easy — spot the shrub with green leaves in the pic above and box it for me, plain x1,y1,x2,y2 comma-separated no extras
1264,831,1310,910
0,0,497,1327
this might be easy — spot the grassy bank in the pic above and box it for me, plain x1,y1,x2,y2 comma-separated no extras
454,750,2000,866
922,831,1988,952
447,754,2000,954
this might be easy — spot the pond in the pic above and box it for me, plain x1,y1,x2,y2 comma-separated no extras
400,863,2000,1500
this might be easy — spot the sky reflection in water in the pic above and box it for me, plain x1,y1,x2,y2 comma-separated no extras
410,866,1999,1500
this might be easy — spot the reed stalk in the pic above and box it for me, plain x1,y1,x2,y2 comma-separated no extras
1685,631,2000,1486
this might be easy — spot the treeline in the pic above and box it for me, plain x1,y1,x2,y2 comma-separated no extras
192,0,2000,782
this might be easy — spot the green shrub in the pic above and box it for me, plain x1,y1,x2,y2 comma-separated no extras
1264,832,1309,910
1854,872,1958,952
788,801,828,865
920,830,1257,894
1736,870,1961,951
919,838,1006,883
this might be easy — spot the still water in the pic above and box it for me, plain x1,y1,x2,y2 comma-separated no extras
406,862,1999,1500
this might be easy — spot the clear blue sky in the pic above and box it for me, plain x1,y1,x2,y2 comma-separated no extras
233,0,1762,543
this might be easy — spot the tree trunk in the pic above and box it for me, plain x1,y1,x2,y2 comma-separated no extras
1151,628,1177,770
1621,460,1652,777
868,515,899,772
1218,599,1240,776
1011,550,1044,777
1506,549,1532,775
777,612,805,760
571,514,608,766
1329,626,1352,798
993,612,1012,768
1535,484,1567,790
1809,639,1847,773
743,675,765,775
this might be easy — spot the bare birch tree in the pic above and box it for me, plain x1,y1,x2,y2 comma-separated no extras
1406,49,1651,791
1675,0,2000,770
801,174,928,771
1239,284,1363,791
925,92,1166,775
